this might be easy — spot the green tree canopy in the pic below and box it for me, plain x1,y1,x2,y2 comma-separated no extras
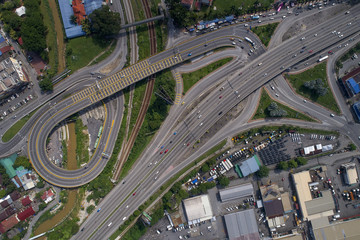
349,143,357,151
14,155,32,169
288,159,298,169
277,161,288,170
296,157,308,166
89,6,121,38
257,165,269,178
218,176,230,187
39,78,53,92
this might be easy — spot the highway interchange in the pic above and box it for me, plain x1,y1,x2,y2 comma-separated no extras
73,4,360,240
0,2,359,239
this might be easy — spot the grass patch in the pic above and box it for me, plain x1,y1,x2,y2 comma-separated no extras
110,139,227,240
91,40,116,65
155,21,167,53
213,0,273,15
40,0,58,76
130,0,145,21
182,57,233,94
128,81,147,141
66,37,112,73
75,118,89,166
61,140,68,169
285,62,340,114
119,70,175,179
2,110,37,142
253,89,315,122
251,22,279,47
137,24,151,60
86,105,128,204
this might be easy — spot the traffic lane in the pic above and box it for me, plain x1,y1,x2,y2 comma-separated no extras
74,6,360,237
28,98,116,186
78,6,360,235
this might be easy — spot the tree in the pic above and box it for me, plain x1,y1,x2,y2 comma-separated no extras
39,77,53,92
86,205,95,214
288,159,298,169
14,156,32,169
218,176,230,187
70,15,77,25
296,157,308,166
201,163,210,173
89,6,121,38
257,165,269,178
267,102,287,117
81,18,91,35
349,143,357,151
303,78,328,97
277,161,288,170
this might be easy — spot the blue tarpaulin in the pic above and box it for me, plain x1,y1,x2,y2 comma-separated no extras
191,179,198,184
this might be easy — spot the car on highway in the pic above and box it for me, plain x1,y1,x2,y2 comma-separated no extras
345,11,350,14
133,192,136,196
187,143,190,146
123,217,127,221
330,114,335,117
173,132,177,135
219,96,222,99
314,33,318,37
160,151,163,154
199,122,203,126
232,42,236,45
275,93,279,97
219,111,223,115
303,99,307,103
188,53,192,56
328,51,333,54
108,222,112,227
97,208,101,212
165,149,169,153
309,50,313,53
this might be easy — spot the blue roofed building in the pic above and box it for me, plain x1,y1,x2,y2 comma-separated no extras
236,155,261,177
353,101,360,122
346,78,360,95
58,0,103,39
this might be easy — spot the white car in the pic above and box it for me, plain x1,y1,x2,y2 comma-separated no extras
108,222,112,227
123,217,127,221
199,122,203,126
232,42,236,45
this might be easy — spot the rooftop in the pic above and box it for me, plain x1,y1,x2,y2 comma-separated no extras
183,195,213,225
264,199,284,218
219,183,254,202
224,209,260,240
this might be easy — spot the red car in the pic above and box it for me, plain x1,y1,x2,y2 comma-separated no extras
328,50,333,54
132,192,136,196
219,96,222,99
187,143,190,146
308,50,313,53
160,151,163,154
164,149,169,153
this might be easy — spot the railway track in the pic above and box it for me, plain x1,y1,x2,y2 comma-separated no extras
113,0,157,180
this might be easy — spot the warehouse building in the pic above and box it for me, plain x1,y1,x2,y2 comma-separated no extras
219,183,254,202
224,209,260,240
341,162,358,185
183,195,213,225
292,170,335,224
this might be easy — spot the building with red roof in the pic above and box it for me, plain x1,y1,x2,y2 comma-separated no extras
17,206,35,221
0,215,19,233
41,188,55,204
21,196,31,207
17,37,23,46
72,0,86,25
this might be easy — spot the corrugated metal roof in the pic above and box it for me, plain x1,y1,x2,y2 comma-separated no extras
224,209,260,240
219,183,253,202
239,155,260,177
305,190,335,216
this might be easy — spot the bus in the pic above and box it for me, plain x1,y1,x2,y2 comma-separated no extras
277,3,284,12
245,37,254,46
318,56,328,62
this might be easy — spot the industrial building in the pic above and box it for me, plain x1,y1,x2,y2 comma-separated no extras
292,170,335,225
182,195,213,225
234,155,261,177
224,209,260,240
341,162,358,185
312,218,360,240
219,183,254,202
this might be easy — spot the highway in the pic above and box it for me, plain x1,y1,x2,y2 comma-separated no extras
71,5,360,240
28,2,360,187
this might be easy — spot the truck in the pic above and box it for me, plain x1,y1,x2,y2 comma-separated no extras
245,37,254,46
223,159,231,170
221,161,230,171
350,191,355,201
318,55,329,62
226,159,233,168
